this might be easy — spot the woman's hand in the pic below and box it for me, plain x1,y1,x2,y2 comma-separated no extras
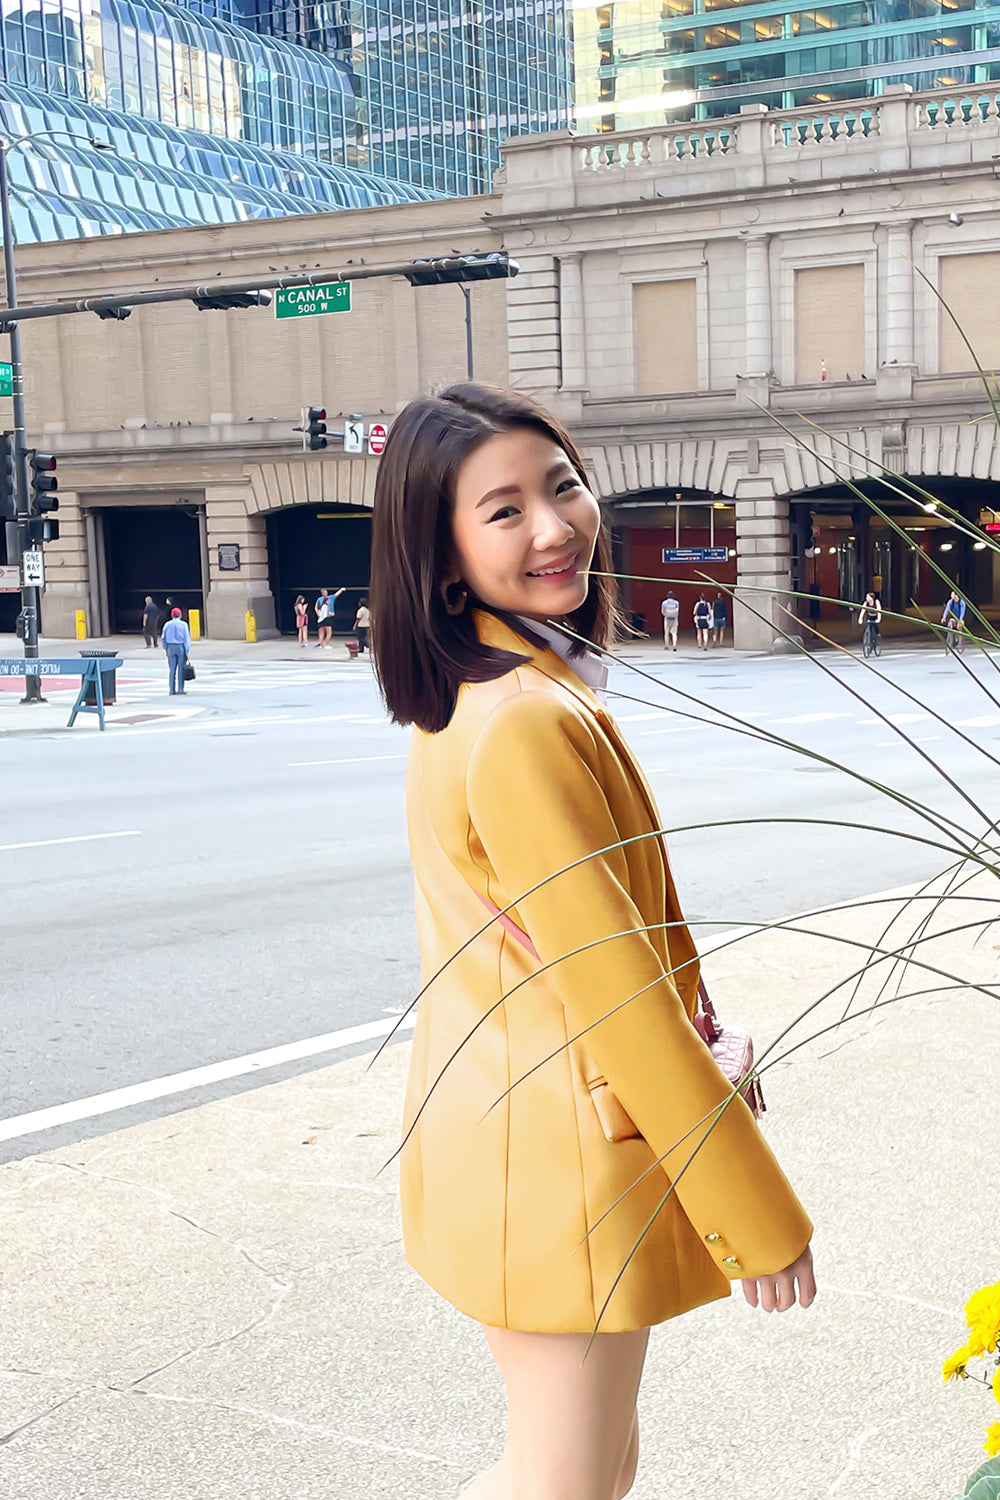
741,1244,816,1312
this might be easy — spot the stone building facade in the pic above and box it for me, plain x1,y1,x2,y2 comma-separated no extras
5,82,1000,646
8,200,508,638
499,83,1000,646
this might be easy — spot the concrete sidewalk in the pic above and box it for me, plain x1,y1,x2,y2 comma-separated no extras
2,886,998,1499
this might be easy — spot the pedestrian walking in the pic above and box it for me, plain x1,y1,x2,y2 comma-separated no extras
370,383,815,1500
354,596,371,654
159,596,175,636
694,592,712,649
660,590,679,650
712,591,728,648
314,587,344,648
141,595,160,648
161,606,191,695
294,595,309,647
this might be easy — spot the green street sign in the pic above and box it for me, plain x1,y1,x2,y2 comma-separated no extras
0,362,12,397
274,282,351,320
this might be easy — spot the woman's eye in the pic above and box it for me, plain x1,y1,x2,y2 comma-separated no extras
556,478,581,496
489,506,519,522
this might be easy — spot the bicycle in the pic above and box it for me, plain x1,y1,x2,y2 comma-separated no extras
862,619,881,658
944,619,965,655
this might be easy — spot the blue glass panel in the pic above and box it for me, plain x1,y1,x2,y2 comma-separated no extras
0,76,434,241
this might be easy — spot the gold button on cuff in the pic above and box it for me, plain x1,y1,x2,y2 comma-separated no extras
722,1256,742,1271
705,1232,725,1246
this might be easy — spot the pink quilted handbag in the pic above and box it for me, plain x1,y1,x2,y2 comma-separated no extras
693,979,766,1119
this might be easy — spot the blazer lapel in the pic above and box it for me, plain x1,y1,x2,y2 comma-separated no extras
474,611,669,874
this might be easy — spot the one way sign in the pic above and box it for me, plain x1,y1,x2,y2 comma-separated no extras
344,416,364,454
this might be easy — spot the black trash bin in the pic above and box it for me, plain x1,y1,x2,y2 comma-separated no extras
79,650,118,706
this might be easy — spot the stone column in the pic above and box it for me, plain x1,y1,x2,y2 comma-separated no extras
744,235,772,378
733,476,794,651
883,220,915,369
204,488,277,639
558,252,587,393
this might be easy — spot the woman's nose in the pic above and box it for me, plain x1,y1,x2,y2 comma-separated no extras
532,503,575,549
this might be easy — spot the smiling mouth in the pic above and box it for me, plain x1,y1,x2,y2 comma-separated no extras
526,554,579,579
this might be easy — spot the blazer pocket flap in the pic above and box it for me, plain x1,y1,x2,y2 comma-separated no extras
586,1078,642,1144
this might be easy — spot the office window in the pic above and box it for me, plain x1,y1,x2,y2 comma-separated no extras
795,263,865,383
634,279,698,394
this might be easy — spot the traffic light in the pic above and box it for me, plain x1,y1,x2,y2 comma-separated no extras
0,432,14,521
27,451,58,516
191,290,273,311
27,517,59,545
404,253,515,287
305,406,327,451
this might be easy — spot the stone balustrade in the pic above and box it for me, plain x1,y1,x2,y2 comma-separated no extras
502,84,1000,211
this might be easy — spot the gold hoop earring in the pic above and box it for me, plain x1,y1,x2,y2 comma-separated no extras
444,583,468,616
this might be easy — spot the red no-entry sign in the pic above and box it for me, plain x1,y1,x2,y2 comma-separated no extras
368,423,388,456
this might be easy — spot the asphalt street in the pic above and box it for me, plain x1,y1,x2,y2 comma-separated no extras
2,638,998,1164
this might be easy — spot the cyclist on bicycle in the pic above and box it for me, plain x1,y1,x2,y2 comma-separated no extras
858,591,882,654
941,589,967,648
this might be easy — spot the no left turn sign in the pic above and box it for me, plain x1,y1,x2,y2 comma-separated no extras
368,422,388,456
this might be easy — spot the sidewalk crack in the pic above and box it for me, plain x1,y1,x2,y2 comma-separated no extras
129,1390,460,1468
0,1390,82,1448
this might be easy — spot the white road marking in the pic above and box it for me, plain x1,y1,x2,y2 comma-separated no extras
635,724,703,737
290,754,407,767
0,1014,417,1144
771,712,852,724
0,830,140,854
856,712,930,726
956,715,1000,728
874,736,942,747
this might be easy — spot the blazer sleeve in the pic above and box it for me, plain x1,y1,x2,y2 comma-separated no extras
466,689,813,1282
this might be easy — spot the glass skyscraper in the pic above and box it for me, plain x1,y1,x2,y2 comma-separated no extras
573,0,1000,133
0,0,571,241
199,0,573,194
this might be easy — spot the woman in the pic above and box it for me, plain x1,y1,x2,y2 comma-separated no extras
370,384,814,1500
294,594,309,647
315,586,343,648
693,593,712,650
354,596,371,654
712,591,727,648
857,591,881,653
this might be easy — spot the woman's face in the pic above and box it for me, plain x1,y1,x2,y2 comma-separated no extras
449,428,601,622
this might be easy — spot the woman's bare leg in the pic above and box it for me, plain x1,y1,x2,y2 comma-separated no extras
460,1325,649,1500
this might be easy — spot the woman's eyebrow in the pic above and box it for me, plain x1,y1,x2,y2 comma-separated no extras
475,463,574,510
476,483,520,509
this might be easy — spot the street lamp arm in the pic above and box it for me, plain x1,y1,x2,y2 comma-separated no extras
0,130,112,156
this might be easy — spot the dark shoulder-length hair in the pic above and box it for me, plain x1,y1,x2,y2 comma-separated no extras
369,382,619,734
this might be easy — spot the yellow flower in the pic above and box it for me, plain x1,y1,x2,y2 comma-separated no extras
984,1421,1000,1458
944,1347,970,1382
966,1283,1000,1355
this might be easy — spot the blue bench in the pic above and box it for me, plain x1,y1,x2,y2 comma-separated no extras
0,657,124,730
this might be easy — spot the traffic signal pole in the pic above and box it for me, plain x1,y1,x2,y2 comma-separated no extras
0,141,42,703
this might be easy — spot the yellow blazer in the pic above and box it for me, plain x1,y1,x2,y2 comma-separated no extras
401,612,812,1333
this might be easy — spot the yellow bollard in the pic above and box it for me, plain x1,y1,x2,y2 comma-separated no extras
75,609,87,640
189,608,201,641
245,609,257,643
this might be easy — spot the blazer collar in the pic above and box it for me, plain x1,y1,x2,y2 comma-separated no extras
473,610,669,883
473,609,605,717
